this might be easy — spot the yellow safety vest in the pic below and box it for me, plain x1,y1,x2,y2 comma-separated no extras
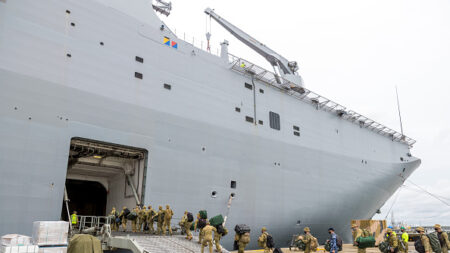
71,214,77,224
401,232,409,242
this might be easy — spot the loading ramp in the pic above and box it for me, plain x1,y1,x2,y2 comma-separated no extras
105,233,230,253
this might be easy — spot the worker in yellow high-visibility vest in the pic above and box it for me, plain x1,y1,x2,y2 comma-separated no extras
71,211,78,228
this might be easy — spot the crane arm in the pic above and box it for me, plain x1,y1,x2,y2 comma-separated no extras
205,8,299,76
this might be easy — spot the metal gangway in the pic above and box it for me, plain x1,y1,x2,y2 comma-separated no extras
77,215,112,233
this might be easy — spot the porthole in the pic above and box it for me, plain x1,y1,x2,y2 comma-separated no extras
211,191,217,198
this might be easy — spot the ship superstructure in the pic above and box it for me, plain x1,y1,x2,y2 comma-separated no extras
0,0,420,249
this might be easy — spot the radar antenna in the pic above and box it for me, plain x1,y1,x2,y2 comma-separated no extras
153,0,172,16
204,8,304,87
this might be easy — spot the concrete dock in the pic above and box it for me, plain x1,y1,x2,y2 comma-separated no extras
231,242,416,253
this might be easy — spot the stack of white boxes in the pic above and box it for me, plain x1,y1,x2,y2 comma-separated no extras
1,234,38,253
31,222,69,253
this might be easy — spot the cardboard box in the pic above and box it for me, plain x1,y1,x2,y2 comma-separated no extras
1,245,39,253
1,235,32,246
32,222,69,246
38,246,67,253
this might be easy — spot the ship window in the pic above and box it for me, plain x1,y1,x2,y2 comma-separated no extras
245,116,254,123
164,83,171,90
66,53,71,58
258,120,263,125
294,131,300,137
269,111,280,130
135,56,144,63
134,72,143,79
231,181,236,189
211,191,217,198
235,107,241,112
245,83,253,90
293,125,300,131
99,42,104,46
259,88,264,94
70,22,76,27
66,10,71,14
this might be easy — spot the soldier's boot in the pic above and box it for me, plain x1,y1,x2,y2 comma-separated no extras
215,240,222,253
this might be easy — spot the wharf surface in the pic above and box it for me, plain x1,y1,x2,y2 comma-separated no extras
232,242,416,253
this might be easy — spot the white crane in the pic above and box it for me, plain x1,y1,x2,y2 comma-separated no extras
205,8,304,87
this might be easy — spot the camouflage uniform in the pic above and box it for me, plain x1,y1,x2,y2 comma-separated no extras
201,224,217,253
120,207,128,232
138,206,147,232
163,205,174,236
385,229,398,252
353,227,366,253
131,207,139,232
214,227,227,253
258,227,270,253
156,206,164,235
195,214,203,244
421,234,432,253
146,205,156,234
436,224,450,253
301,233,313,253
235,232,250,253
109,207,118,231
183,212,193,240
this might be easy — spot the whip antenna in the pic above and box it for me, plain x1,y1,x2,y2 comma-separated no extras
395,86,404,136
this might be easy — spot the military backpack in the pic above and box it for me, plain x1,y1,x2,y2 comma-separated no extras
198,218,207,229
186,212,194,222
427,233,442,253
415,238,426,253
266,234,275,249
310,236,319,252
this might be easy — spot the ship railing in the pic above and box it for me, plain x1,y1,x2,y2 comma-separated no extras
228,53,416,147
78,216,112,232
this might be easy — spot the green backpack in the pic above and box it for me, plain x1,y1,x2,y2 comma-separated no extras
427,233,442,253
378,241,389,253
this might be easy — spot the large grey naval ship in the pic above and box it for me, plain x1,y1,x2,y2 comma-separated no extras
0,0,420,249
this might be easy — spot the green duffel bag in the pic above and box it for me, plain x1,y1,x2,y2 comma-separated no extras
378,241,389,253
356,236,376,248
199,210,207,219
127,211,138,220
324,241,331,251
296,240,306,251
427,233,442,253
209,214,224,226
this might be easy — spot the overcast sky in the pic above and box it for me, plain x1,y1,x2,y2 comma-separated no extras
143,0,450,225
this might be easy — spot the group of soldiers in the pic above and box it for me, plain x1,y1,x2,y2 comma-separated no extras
108,205,173,235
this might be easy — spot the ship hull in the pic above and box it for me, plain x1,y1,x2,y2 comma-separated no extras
0,0,420,249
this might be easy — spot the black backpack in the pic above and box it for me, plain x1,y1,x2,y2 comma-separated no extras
123,208,130,217
217,224,226,236
337,235,343,251
273,248,283,253
187,212,194,222
415,238,425,253
266,234,275,249
198,219,207,229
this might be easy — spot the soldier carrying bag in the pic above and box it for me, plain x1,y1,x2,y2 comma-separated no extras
415,238,426,253
186,212,194,222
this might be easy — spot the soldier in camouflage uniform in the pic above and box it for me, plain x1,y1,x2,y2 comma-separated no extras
131,206,139,233
417,227,432,253
258,227,270,253
214,226,227,253
120,206,128,232
156,206,165,235
109,207,118,231
435,224,450,253
195,213,203,244
184,212,193,240
299,227,313,253
146,205,156,234
201,221,217,253
234,231,250,253
138,206,147,232
352,224,366,253
163,204,174,236
384,228,398,253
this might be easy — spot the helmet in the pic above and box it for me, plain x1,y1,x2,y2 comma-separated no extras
400,226,405,230
388,226,393,229
166,205,170,209
434,224,441,229
387,228,393,233
351,224,358,228
304,227,310,232
262,227,267,232
416,227,425,232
